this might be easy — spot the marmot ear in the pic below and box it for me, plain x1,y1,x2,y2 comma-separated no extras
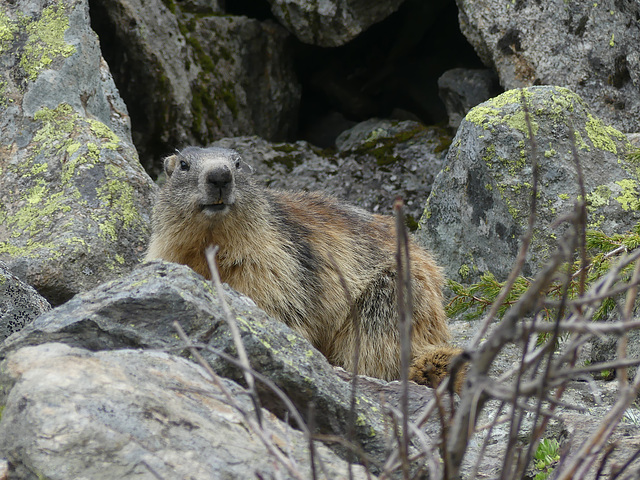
239,160,254,173
164,155,179,177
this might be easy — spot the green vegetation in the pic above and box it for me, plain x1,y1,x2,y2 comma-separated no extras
346,123,450,167
533,438,560,480
447,222,640,328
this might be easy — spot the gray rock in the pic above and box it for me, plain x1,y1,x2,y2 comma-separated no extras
0,0,156,305
438,68,501,129
0,343,371,480
0,261,50,342
213,118,452,228
266,0,405,47
417,85,638,284
0,261,442,468
93,0,300,177
456,0,640,133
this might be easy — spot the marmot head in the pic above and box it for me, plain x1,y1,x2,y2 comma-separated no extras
160,146,254,221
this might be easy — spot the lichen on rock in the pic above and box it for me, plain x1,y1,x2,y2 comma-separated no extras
417,86,639,284
20,2,76,81
0,0,156,305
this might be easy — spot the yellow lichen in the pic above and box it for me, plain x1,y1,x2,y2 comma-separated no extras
614,179,640,211
20,2,76,81
0,10,18,55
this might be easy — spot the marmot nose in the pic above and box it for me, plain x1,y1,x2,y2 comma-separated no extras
206,166,232,189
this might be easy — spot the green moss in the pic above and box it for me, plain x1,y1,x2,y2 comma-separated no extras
573,130,590,151
216,82,239,118
405,214,419,232
24,179,47,205
161,0,177,14
20,2,76,81
185,34,215,72
273,144,299,154
458,264,471,280
264,153,302,172
465,89,539,137
482,144,496,168
349,124,434,166
2,102,144,263
0,80,7,108
191,79,222,142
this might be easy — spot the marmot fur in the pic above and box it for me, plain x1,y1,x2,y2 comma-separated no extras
145,146,462,390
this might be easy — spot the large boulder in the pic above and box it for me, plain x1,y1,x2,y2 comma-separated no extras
0,0,156,305
0,261,444,468
91,0,301,177
0,343,370,480
213,118,452,228
0,261,50,342
456,0,640,133
417,86,638,284
266,0,405,47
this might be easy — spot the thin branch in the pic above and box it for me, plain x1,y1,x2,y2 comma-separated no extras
173,321,305,480
205,245,263,427
394,197,413,479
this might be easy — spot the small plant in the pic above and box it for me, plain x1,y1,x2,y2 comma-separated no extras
446,223,640,325
533,438,561,480
622,408,640,426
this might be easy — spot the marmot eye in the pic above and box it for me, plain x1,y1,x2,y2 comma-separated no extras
234,158,241,169
179,160,190,171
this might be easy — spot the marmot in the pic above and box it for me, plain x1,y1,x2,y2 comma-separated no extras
145,146,463,390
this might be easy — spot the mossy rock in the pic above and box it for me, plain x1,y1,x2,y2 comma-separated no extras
0,0,156,305
417,86,638,284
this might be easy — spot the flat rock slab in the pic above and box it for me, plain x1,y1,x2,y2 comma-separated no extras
0,343,370,479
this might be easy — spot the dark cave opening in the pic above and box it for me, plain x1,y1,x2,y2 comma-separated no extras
89,0,488,169
288,0,487,146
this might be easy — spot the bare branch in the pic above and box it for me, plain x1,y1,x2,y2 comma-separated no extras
205,245,263,427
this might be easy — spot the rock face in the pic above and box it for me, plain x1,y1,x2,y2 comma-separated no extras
417,86,638,284
0,0,156,305
266,0,405,46
0,261,443,470
91,0,301,177
0,343,370,480
456,0,640,133
213,118,452,228
0,261,50,342
438,68,501,129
